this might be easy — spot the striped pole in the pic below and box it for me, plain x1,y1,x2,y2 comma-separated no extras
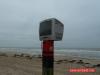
42,40,54,75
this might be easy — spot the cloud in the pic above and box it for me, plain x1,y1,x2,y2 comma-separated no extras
0,0,100,48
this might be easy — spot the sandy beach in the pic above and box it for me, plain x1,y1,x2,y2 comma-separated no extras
0,53,99,75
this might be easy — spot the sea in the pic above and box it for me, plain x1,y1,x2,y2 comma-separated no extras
0,48,100,60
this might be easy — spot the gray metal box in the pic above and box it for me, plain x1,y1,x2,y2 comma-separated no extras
39,18,64,41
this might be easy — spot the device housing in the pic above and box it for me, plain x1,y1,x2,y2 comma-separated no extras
39,18,64,41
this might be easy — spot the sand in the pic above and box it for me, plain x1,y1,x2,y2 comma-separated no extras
0,53,99,75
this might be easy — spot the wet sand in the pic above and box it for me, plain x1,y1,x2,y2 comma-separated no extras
0,53,99,75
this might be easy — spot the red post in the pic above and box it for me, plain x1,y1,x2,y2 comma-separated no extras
42,40,54,75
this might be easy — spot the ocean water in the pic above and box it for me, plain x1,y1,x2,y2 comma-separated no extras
0,48,100,59
55,49,100,59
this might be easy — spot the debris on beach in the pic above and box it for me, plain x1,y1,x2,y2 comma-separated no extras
55,59,68,64
55,60,63,64
68,60,76,63
92,64,100,68
37,55,42,58
84,62,90,64
0,53,8,57
76,60,84,64
13,54,22,57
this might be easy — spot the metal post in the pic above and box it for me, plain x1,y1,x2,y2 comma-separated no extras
42,40,54,75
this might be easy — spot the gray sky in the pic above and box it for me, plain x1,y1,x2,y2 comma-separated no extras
0,0,100,48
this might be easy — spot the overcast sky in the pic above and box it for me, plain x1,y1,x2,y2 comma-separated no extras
0,0,100,48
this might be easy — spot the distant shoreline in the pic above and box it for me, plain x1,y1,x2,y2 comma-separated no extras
0,48,100,60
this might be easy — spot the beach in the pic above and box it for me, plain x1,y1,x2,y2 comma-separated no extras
0,53,99,75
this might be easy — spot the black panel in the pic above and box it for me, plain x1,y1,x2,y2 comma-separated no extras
40,20,52,36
